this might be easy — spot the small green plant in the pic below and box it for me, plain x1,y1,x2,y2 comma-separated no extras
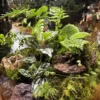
33,82,58,100
0,34,6,45
58,75,97,100
60,24,90,54
60,24,79,40
19,60,56,100
49,7,69,30
1,8,27,18
0,32,15,46
5,68,19,80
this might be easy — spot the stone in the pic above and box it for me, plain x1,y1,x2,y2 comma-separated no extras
11,83,33,100
0,76,15,100
1,54,24,70
54,63,87,74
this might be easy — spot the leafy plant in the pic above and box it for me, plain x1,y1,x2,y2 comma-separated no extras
0,34,6,45
60,38,89,54
49,7,68,30
0,32,15,47
70,32,90,40
1,8,27,18
5,68,19,80
1,5,99,100
59,24,79,40
60,24,90,54
19,61,56,99
33,82,58,100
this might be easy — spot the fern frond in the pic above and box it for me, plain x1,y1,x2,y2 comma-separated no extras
60,38,89,53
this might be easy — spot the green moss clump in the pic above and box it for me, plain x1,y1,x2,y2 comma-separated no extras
61,24,79,39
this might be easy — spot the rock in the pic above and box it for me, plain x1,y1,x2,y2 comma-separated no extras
54,63,87,74
11,83,33,100
1,54,24,70
0,76,15,100
1,57,13,69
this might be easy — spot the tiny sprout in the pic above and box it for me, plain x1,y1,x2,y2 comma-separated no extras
77,60,82,67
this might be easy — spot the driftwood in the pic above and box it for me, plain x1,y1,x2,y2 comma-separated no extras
54,63,86,74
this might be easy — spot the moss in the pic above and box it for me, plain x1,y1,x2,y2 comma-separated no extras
61,24,79,39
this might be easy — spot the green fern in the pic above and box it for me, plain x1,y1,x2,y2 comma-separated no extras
49,7,68,30
26,9,36,19
1,8,28,18
60,38,89,54
60,24,90,54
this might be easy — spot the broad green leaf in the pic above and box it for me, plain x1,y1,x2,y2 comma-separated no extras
36,6,48,18
26,9,36,19
70,32,90,39
32,19,44,41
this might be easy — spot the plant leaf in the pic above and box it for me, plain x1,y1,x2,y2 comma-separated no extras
22,56,36,64
39,48,53,57
36,6,48,18
19,69,31,77
60,38,89,52
70,32,90,39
